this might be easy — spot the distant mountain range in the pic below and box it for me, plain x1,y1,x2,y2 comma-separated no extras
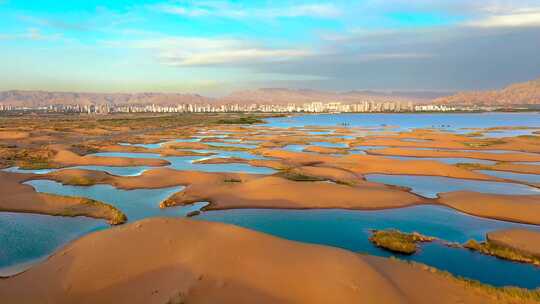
0,91,209,107
0,88,450,107
2,77,539,107
434,78,540,106
219,88,451,105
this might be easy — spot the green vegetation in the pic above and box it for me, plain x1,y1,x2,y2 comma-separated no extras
464,132,484,137
71,144,100,155
464,239,540,265
206,145,250,151
455,162,491,170
223,178,242,183
66,176,98,186
5,148,57,169
216,116,265,125
186,210,201,217
369,229,435,255
60,198,127,225
464,139,506,148
166,291,186,304
277,170,326,182
518,135,540,140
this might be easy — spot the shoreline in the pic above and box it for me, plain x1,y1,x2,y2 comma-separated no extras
2,217,539,303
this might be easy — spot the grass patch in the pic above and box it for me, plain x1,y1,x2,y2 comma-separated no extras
223,178,242,183
216,116,265,125
60,198,127,225
71,144,100,155
455,163,491,170
4,148,57,169
369,229,435,255
277,170,326,182
206,145,250,151
464,239,540,265
464,139,506,148
65,176,97,186
518,135,540,140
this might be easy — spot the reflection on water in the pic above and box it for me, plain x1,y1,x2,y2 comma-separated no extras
365,174,540,198
196,205,540,288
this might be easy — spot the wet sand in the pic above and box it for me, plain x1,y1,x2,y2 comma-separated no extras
0,217,532,304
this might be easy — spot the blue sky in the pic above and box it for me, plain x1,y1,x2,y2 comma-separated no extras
1,0,540,95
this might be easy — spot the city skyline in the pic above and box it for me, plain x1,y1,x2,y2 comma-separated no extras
1,1,540,96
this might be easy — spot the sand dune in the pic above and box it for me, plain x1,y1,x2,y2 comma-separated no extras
0,218,530,304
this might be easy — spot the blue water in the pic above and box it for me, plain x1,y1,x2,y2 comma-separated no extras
514,162,540,166
93,152,163,159
92,151,274,174
167,156,276,174
71,166,151,176
401,138,432,142
309,130,335,135
281,145,307,152
365,174,540,198
382,156,496,165
354,145,389,150
411,147,540,156
0,212,107,275
476,170,540,184
204,142,259,149
309,141,349,148
25,180,189,221
196,205,540,288
482,129,539,138
349,150,367,155
2,166,152,177
0,181,208,274
265,113,540,131
119,142,168,149
2,167,56,174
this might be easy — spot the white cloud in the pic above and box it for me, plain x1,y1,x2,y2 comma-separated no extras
156,1,341,19
111,36,312,66
467,8,540,28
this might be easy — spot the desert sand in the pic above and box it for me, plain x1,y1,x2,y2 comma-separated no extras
368,147,540,162
437,191,540,225
0,217,534,304
487,229,540,258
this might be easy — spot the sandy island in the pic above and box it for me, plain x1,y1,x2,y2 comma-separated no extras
0,172,126,225
437,192,540,225
487,229,540,258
